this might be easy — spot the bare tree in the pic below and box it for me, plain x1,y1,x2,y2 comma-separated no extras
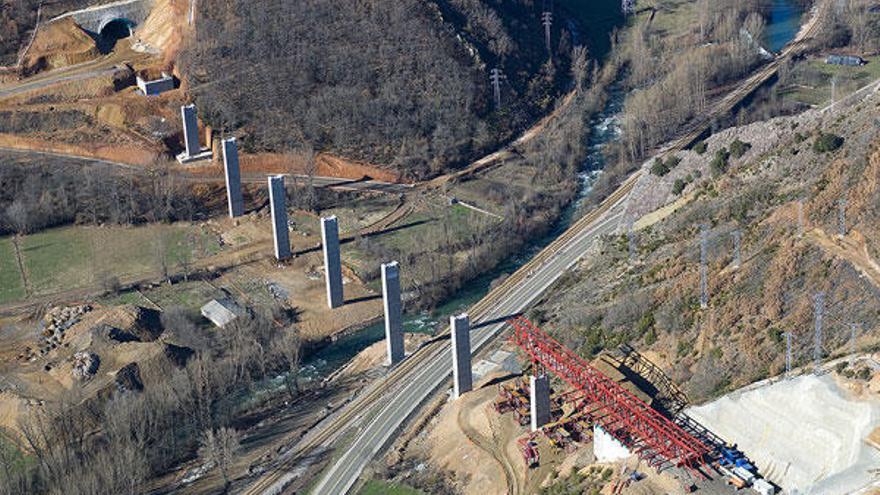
275,328,302,399
198,427,241,492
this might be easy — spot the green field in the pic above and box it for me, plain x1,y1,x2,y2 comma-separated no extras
358,480,423,495
7,223,220,301
0,432,33,477
0,237,25,304
782,56,880,107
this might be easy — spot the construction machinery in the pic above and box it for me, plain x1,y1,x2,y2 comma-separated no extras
509,316,712,478
518,434,540,468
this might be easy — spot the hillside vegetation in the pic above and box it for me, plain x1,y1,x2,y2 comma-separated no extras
537,88,880,403
180,0,574,179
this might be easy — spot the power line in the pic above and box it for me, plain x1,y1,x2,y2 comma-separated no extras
490,68,505,108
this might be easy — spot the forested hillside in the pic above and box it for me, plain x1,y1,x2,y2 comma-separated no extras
180,0,574,179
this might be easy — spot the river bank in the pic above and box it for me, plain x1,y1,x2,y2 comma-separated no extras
298,0,809,381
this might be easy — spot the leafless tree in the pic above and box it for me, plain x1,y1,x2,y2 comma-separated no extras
198,427,241,492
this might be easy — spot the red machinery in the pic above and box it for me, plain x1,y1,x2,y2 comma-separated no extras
518,434,540,468
508,316,711,478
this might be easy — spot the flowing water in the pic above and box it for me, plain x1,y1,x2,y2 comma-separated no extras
764,0,806,53
297,0,806,381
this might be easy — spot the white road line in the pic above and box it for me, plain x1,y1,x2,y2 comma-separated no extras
309,207,625,494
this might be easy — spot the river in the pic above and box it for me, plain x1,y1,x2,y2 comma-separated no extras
297,0,805,382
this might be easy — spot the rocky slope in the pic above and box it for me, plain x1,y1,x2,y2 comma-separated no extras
537,85,880,403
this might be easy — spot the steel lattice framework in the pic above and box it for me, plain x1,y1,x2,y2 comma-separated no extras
509,316,710,477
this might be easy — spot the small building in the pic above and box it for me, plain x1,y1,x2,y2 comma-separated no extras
200,298,245,328
825,54,867,66
136,72,176,96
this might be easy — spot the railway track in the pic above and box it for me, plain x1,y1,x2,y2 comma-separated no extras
234,4,833,491
240,172,638,495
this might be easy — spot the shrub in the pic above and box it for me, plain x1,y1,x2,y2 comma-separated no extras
693,141,707,154
651,158,670,176
729,138,752,158
672,178,686,195
709,147,730,177
813,132,844,153
651,155,681,176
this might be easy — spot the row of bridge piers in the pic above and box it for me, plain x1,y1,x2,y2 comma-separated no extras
181,104,553,410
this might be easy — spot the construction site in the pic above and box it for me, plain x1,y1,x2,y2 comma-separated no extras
0,0,879,494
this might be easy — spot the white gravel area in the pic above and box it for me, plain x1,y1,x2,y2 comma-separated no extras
687,374,880,494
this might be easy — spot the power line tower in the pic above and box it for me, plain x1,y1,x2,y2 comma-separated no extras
490,68,505,109
784,331,793,377
700,224,709,309
814,292,825,374
797,198,805,238
627,218,637,264
850,323,860,355
621,0,636,15
732,229,742,269
541,11,553,57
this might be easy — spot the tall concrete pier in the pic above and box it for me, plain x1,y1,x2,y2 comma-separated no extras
222,138,244,218
451,314,472,399
382,261,404,365
321,216,344,308
181,104,200,158
268,175,291,260
530,374,551,431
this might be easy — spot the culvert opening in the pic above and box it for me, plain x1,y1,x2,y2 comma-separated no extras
95,18,134,54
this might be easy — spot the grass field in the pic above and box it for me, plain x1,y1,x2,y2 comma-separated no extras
11,223,221,300
782,56,880,107
358,480,423,495
0,237,25,304
0,432,33,477
99,280,224,312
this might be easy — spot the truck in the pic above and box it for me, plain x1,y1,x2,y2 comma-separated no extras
752,478,777,495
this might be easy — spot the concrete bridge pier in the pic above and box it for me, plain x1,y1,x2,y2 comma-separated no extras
222,138,244,218
451,314,472,399
321,216,344,308
530,374,550,431
268,175,291,261
382,261,404,365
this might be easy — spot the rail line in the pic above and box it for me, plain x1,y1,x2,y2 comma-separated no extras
240,173,639,495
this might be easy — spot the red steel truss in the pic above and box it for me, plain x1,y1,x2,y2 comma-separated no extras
508,316,710,477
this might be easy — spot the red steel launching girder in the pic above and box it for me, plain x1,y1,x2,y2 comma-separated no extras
508,316,710,477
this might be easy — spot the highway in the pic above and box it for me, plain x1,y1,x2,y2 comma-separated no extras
244,5,834,492
242,173,638,495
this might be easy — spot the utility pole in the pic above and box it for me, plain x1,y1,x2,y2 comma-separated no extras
732,229,742,270
814,292,825,374
850,323,860,355
797,198,805,238
784,331,793,377
490,68,505,109
541,11,553,57
831,75,838,112
627,218,637,264
700,224,709,309
838,196,847,237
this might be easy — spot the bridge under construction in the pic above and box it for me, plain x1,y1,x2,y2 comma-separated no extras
508,316,712,478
